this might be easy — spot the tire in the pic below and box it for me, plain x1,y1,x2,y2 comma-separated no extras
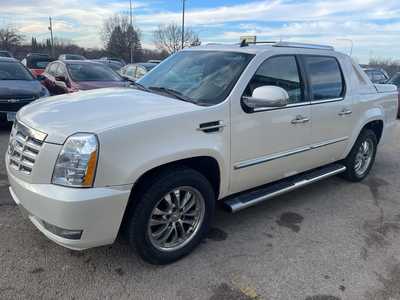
127,167,215,265
341,129,378,182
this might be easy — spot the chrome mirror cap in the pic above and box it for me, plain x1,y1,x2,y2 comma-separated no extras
243,86,289,109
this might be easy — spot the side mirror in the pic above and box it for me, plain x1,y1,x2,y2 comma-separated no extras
243,86,289,109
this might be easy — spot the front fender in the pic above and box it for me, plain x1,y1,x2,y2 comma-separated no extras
127,149,228,199
94,105,230,198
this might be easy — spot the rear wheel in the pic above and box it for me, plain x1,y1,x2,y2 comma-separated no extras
127,168,215,265
341,129,377,182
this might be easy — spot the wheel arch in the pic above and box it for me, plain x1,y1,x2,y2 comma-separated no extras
345,109,384,157
120,155,223,231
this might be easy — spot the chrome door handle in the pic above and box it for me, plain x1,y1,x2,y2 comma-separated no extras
291,115,310,124
338,108,352,116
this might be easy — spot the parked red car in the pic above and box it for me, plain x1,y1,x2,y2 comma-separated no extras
21,53,52,76
39,60,129,95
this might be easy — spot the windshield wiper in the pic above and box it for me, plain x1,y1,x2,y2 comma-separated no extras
148,86,196,104
122,77,150,92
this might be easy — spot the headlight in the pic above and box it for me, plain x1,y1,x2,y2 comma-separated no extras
52,133,99,187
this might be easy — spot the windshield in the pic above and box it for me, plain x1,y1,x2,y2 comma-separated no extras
0,51,12,58
0,61,34,80
138,51,254,106
143,64,157,71
67,63,123,82
107,62,123,72
66,55,85,60
27,57,51,69
388,74,400,87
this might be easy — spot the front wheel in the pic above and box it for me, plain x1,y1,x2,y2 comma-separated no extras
127,168,215,265
341,129,378,182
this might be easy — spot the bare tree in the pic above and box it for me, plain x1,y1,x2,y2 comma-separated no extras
0,26,24,50
153,23,200,54
369,58,400,77
101,14,142,62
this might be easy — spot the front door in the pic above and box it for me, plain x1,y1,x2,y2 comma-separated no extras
230,55,313,194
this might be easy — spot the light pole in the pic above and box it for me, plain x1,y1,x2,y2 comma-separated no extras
181,0,186,50
129,0,133,63
48,17,54,58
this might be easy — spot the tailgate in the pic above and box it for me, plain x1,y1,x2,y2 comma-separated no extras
374,83,398,93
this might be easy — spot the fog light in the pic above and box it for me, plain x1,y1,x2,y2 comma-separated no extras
41,220,83,240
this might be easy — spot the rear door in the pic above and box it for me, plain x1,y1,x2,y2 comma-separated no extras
303,55,354,167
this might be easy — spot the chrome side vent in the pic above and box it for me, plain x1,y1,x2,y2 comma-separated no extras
8,121,47,175
197,121,225,133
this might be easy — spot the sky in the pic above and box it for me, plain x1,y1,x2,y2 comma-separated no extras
1,0,400,63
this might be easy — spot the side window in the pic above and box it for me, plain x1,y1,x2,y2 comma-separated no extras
373,71,386,83
393,76,400,86
304,56,345,101
244,55,304,104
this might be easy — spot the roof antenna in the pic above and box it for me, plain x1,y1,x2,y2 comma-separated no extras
240,39,248,47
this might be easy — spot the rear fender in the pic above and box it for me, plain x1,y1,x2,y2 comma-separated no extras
344,107,384,157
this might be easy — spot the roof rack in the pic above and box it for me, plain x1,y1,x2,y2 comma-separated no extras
240,40,277,47
240,40,334,51
273,41,334,51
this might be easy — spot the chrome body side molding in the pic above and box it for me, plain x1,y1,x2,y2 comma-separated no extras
234,137,348,170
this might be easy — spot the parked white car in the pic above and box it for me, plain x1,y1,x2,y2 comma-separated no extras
6,42,398,264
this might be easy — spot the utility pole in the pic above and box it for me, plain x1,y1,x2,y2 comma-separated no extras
129,0,133,64
181,0,186,50
48,17,54,58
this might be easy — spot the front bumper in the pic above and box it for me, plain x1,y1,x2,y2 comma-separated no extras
7,162,132,250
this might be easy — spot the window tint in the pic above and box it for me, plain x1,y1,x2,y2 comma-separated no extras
305,56,344,100
138,51,254,106
27,56,51,69
388,74,400,87
66,63,122,82
0,61,34,80
244,56,304,104
373,71,386,82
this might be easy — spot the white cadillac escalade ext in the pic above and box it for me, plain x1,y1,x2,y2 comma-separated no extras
6,42,398,264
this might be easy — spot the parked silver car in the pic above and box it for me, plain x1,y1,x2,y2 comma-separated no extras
119,62,158,81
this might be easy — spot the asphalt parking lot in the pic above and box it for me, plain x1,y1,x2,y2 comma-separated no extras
0,121,399,300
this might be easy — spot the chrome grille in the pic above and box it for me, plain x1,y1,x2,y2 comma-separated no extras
8,121,47,175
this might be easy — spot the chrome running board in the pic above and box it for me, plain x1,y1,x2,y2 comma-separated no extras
224,163,346,213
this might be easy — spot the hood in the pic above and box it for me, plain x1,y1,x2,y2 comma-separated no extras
18,87,201,144
0,80,44,99
77,80,128,91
